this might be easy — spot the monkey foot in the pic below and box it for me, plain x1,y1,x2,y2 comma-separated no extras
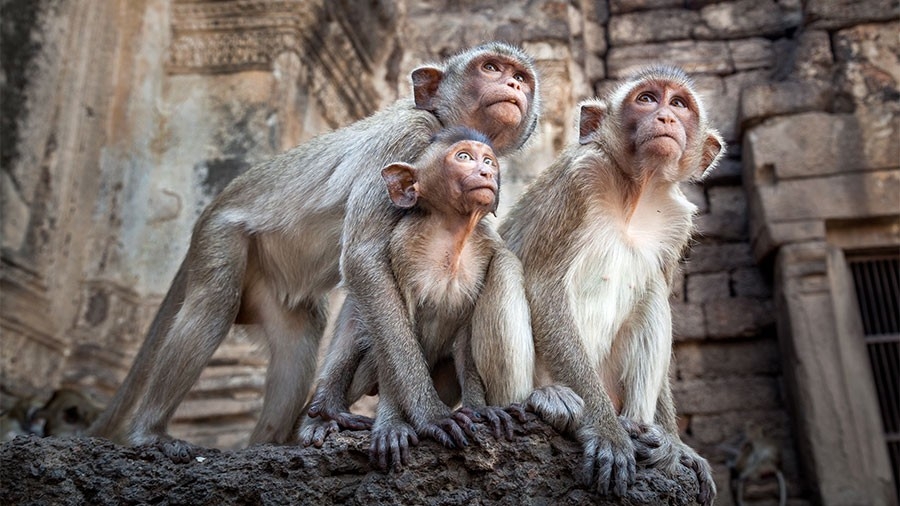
419,411,477,450
457,405,515,441
521,385,585,434
134,434,202,464
577,425,636,497
370,421,419,471
299,418,339,448
679,443,716,506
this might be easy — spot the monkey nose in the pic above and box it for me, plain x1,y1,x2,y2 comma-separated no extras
657,113,676,124
506,78,521,90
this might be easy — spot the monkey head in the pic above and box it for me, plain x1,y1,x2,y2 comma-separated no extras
411,42,541,156
382,127,500,217
578,65,724,183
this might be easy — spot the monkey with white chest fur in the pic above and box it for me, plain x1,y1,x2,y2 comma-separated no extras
302,128,535,468
500,65,724,505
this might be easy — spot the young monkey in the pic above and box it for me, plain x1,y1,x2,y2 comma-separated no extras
303,127,535,469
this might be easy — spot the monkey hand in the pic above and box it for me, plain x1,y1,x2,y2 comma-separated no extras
677,441,716,506
457,405,515,441
417,410,477,450
298,417,339,448
307,397,374,431
625,421,716,506
577,421,637,497
370,420,419,471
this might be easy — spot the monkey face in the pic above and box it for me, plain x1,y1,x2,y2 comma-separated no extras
461,56,535,148
437,140,499,215
622,81,701,180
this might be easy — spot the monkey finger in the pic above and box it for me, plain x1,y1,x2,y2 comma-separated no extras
370,434,389,471
448,421,471,448
389,434,404,470
504,403,537,423
455,406,482,422
451,411,478,437
421,424,455,449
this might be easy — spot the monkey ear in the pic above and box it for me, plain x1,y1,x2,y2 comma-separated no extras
411,66,444,111
578,102,607,144
382,163,420,209
697,130,726,178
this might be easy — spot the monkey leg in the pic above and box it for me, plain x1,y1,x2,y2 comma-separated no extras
126,226,249,461
469,249,535,406
249,296,328,446
304,295,375,435
89,259,190,442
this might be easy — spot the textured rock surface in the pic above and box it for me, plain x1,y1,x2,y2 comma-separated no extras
0,420,701,506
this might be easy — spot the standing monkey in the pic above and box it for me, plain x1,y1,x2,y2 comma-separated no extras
500,65,723,504
89,42,541,461
302,128,534,469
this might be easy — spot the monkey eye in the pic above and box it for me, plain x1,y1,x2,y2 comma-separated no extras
456,151,474,162
483,62,499,72
636,92,657,104
513,72,526,83
483,157,496,166
671,96,688,108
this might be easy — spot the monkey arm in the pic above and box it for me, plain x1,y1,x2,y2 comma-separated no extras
340,181,451,431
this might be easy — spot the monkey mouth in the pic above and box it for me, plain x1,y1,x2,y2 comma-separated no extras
468,185,496,193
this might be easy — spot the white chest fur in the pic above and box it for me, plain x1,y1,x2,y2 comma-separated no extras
567,183,695,366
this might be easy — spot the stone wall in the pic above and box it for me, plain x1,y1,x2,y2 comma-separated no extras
2,1,897,505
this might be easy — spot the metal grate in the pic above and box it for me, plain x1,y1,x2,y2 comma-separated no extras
849,254,900,500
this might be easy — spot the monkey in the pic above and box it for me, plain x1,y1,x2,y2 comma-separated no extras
498,65,723,505
299,128,535,469
727,426,787,506
88,42,541,462
33,388,103,438
1,394,44,441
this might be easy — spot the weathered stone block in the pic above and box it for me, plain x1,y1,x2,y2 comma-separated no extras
608,9,699,45
694,0,802,40
834,22,900,107
689,409,791,446
705,157,744,186
793,30,834,81
687,272,730,303
746,113,899,180
672,301,706,340
675,338,781,380
754,169,900,222
607,40,732,78
695,210,749,241
807,0,899,30
684,243,756,273
609,0,682,14
727,38,775,71
705,296,775,337
673,376,782,414
740,80,833,126
732,266,772,298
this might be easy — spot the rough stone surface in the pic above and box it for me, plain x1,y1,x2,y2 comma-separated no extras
0,420,703,506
